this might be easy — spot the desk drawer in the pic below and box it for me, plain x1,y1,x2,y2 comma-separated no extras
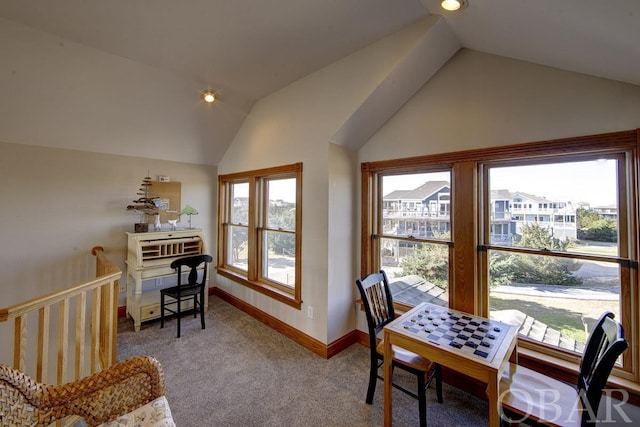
140,303,161,321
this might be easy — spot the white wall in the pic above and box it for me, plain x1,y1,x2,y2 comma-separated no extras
0,142,216,307
215,18,433,343
360,49,640,163
327,143,357,343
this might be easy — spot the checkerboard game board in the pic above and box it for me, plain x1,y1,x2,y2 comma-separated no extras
395,305,509,363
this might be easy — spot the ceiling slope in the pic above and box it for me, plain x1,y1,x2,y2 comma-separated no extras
421,0,640,87
331,15,460,150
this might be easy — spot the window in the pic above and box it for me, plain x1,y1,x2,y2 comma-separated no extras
217,163,302,308
361,130,638,383
374,171,452,308
228,182,249,271
483,157,630,367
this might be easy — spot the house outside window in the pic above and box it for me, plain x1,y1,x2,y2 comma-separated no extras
374,172,452,308
483,158,628,365
361,130,638,383
217,163,302,308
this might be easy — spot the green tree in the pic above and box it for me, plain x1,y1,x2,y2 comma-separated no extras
267,203,295,229
576,207,617,242
489,251,515,286
490,223,582,286
577,207,601,227
231,227,247,263
517,222,570,251
399,224,583,288
266,202,296,254
508,252,582,285
400,233,449,289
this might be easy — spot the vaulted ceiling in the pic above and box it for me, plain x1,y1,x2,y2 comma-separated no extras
1,0,638,163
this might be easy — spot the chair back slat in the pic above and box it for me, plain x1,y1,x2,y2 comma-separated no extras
365,283,388,326
170,254,213,290
356,271,395,342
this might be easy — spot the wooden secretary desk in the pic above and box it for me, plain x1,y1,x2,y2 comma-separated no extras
125,229,206,331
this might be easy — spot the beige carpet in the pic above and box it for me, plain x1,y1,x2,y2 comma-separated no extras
117,296,489,426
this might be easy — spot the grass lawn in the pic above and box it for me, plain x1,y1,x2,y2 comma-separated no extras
567,242,618,256
491,241,620,343
490,293,619,343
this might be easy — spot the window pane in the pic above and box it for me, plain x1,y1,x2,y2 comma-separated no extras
489,249,620,352
266,178,296,230
489,160,618,256
231,182,249,224
487,159,621,355
228,225,248,271
263,230,295,287
380,238,449,307
382,172,451,240
380,171,451,307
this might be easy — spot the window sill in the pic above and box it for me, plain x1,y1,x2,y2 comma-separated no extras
517,346,640,404
216,268,302,310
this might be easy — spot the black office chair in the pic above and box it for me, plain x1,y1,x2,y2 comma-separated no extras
356,270,443,427
500,311,628,426
160,254,213,338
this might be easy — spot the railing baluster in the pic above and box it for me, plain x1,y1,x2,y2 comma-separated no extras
13,314,27,371
91,286,101,374
57,298,69,384
37,305,50,382
102,280,117,367
75,291,86,379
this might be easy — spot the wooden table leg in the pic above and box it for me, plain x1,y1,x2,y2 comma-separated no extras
487,375,499,427
383,331,393,426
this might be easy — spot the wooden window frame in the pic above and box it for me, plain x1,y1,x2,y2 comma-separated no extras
361,129,639,386
218,163,303,309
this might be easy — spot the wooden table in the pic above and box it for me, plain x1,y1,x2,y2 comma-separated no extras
383,302,518,427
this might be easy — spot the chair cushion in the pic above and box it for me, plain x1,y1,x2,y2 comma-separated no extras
99,396,176,427
500,362,581,427
376,339,434,371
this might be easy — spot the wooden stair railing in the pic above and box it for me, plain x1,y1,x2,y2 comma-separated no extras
0,246,122,385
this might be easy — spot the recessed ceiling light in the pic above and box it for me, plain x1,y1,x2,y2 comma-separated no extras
441,0,467,11
201,89,217,103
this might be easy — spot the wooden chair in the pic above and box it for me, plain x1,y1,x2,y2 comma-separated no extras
161,254,213,338
500,311,628,426
0,356,168,426
356,270,443,427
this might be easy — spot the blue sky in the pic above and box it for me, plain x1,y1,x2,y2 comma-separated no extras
382,159,618,207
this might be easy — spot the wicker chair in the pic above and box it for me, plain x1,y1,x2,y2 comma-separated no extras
0,355,168,426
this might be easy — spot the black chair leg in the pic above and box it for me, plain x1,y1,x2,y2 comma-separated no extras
199,295,205,330
193,295,197,318
417,373,427,427
365,357,378,404
176,299,181,338
500,408,518,426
